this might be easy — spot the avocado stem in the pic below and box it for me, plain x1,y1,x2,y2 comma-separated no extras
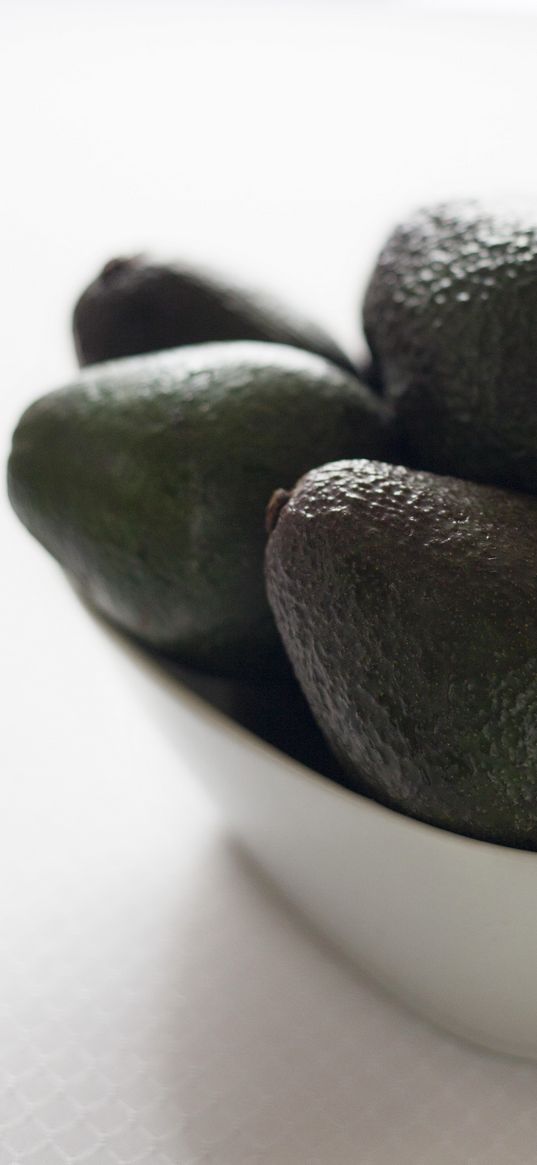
266,488,291,534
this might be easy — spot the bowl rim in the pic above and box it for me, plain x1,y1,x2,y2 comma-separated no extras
98,620,537,867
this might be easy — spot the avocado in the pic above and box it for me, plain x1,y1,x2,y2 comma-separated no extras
73,255,357,376
265,457,537,849
8,342,391,678
363,200,537,492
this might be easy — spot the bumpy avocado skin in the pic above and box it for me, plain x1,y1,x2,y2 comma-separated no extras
8,343,391,678
363,200,537,492
73,256,357,376
265,458,537,849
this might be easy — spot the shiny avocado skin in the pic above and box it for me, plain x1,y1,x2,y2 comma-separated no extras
265,458,537,849
363,200,537,492
73,255,357,377
8,342,391,678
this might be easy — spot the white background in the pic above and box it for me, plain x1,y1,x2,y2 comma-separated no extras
4,2,537,1162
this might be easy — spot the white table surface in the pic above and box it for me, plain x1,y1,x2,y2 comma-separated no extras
4,2,537,1161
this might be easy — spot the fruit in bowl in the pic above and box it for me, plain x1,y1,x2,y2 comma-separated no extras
7,340,390,677
265,457,537,851
9,218,537,1058
73,254,359,375
363,199,537,491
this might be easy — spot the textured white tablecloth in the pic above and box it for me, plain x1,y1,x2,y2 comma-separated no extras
4,3,537,1161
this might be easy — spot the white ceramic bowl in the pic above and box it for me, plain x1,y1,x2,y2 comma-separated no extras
109,627,537,1061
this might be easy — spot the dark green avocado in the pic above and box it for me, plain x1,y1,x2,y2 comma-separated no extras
363,199,537,492
265,457,537,849
8,342,391,678
73,255,357,376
